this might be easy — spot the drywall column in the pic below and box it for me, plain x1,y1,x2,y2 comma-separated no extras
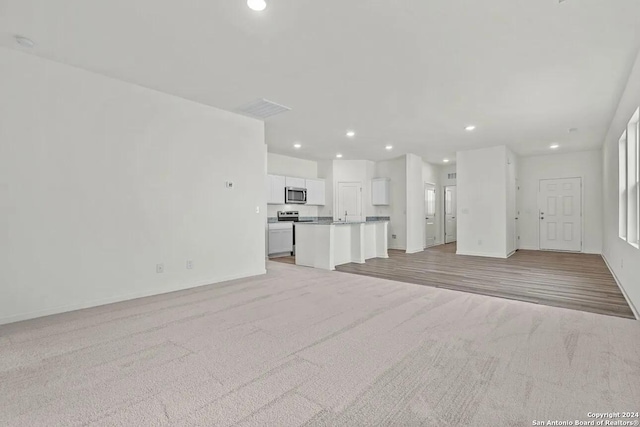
506,148,518,255
456,146,509,258
406,154,425,253
374,157,406,250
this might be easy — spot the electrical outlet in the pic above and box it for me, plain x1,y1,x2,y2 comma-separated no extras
186,260,193,270
256,206,260,214
392,234,397,239
478,239,483,245
156,263,164,274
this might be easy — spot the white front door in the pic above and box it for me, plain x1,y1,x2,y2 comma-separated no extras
539,177,582,251
445,186,457,243
337,182,362,222
425,184,436,247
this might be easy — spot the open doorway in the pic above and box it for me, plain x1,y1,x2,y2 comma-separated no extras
424,183,437,248
444,185,457,243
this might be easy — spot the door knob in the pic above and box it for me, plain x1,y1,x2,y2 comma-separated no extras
540,217,544,220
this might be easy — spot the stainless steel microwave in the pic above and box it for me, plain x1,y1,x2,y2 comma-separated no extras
285,187,307,204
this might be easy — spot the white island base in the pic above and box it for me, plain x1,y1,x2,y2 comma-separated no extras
295,221,389,270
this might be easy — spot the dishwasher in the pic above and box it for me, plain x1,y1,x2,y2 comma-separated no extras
267,222,293,256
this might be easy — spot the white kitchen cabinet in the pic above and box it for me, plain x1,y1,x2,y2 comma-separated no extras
371,178,390,206
267,174,286,204
268,223,293,255
285,176,306,189
305,178,326,206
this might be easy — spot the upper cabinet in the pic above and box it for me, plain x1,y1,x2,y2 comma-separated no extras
267,174,286,204
285,176,305,188
305,179,326,206
371,178,390,206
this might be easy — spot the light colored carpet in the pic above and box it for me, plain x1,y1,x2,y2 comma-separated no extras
1,261,639,426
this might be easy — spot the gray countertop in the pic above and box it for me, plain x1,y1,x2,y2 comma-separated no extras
295,220,389,226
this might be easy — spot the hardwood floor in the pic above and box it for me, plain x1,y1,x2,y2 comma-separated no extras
334,243,635,319
270,255,296,265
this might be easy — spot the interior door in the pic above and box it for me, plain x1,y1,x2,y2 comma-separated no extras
444,186,457,243
539,178,582,251
337,182,362,222
425,183,436,247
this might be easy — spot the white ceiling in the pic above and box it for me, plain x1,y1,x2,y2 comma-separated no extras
1,0,639,164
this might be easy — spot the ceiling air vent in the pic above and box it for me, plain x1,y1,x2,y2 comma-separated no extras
448,173,457,180
236,98,291,119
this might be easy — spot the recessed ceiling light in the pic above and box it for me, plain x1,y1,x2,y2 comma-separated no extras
14,35,35,48
385,145,393,150
346,130,356,138
293,143,301,149
465,125,476,131
336,153,343,158
247,0,267,11
443,159,450,163
550,144,560,149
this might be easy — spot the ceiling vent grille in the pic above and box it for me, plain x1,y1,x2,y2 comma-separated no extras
236,98,291,119
448,173,457,180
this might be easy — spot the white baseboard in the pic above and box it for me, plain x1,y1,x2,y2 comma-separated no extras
602,254,639,320
0,268,267,326
405,247,424,254
456,250,509,259
519,246,601,255
388,244,406,250
517,245,539,250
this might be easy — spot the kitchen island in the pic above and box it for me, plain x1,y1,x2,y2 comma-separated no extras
294,221,388,270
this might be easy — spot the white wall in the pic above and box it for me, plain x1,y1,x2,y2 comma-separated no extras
457,146,509,258
518,150,603,254
0,48,267,325
440,164,458,188
267,152,317,178
317,160,333,218
406,154,425,253
602,48,640,316
266,152,319,218
375,157,407,249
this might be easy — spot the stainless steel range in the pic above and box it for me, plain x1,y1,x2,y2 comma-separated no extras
277,211,313,255
277,211,299,223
